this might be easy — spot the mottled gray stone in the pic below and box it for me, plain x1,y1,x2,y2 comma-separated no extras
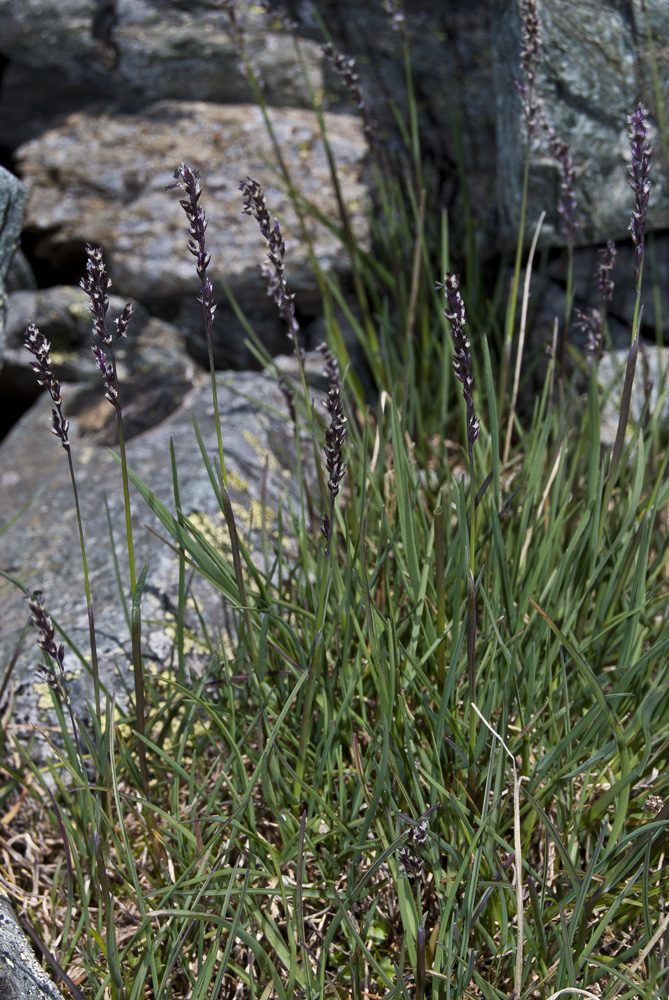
0,0,323,108
0,168,29,376
15,100,369,327
0,364,321,744
492,0,669,249
0,894,66,1000
597,343,669,445
2,287,155,403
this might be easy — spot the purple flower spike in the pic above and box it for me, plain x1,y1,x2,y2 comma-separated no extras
80,244,113,345
627,104,652,292
168,164,216,335
382,0,405,31
436,272,480,448
517,0,542,134
321,42,379,146
24,322,70,449
545,127,578,243
80,244,132,411
239,177,301,352
319,342,346,556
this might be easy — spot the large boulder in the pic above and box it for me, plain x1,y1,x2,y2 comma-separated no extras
0,361,323,743
0,167,28,377
597,343,669,446
14,100,369,366
492,0,669,249
0,0,323,107
0,893,67,1000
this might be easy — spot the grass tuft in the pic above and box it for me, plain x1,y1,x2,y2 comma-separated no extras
1,4,668,999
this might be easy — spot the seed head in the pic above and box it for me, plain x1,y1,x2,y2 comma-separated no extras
168,163,216,334
436,272,479,447
627,104,652,292
596,239,617,304
24,323,70,449
240,177,301,352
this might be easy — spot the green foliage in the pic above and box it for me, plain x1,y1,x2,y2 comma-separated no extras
1,8,668,1000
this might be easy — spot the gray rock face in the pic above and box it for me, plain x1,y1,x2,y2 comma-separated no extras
0,168,29,376
492,0,669,249
0,0,323,107
597,343,669,445
301,0,496,233
0,363,322,742
2,287,153,403
15,99,369,319
0,894,66,1000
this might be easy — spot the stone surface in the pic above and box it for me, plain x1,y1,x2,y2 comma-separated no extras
0,364,322,746
0,167,29,376
300,0,496,237
0,894,66,1000
0,0,323,108
2,287,152,400
15,99,370,316
597,343,669,445
545,237,669,342
492,0,669,249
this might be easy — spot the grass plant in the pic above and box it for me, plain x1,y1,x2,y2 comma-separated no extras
0,3,668,999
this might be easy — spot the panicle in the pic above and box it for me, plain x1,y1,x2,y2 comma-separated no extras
168,163,216,332
436,272,480,447
596,239,617,304
24,322,70,448
240,176,301,351
627,104,652,292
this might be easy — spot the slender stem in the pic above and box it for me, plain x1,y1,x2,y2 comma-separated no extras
434,506,445,688
65,448,101,721
499,153,530,420
294,569,331,804
503,211,545,466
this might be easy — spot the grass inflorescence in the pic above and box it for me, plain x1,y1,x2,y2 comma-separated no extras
0,3,668,999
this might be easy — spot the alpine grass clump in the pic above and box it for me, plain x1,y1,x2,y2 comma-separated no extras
0,4,667,999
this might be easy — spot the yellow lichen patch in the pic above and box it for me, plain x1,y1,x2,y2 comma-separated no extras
241,429,282,473
35,681,54,711
34,669,81,710
227,468,249,492
67,299,91,319
187,511,231,554
231,495,275,534
49,349,81,366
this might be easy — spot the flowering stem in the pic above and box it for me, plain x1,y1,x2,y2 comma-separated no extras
81,246,150,808
24,325,102,722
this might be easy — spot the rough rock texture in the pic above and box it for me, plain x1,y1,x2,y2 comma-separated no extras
492,0,669,249
300,0,496,234
1,287,153,404
0,0,323,107
0,894,66,1000
15,99,369,316
0,167,29,375
597,344,669,445
0,363,322,740
546,240,669,341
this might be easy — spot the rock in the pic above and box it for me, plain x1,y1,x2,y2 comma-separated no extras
0,363,323,745
597,343,669,446
491,0,669,249
0,167,28,376
15,99,370,322
0,0,323,108
301,0,497,243
546,238,669,343
0,893,66,1000
2,286,152,399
